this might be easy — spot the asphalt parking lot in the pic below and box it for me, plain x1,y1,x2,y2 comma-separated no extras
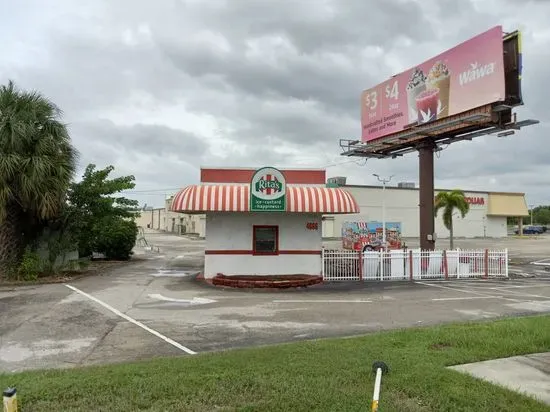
1,231,550,373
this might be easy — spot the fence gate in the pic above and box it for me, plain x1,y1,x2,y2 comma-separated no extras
322,249,361,281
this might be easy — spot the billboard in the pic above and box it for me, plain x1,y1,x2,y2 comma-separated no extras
361,26,506,142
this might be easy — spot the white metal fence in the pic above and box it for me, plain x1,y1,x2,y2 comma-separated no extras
322,249,508,281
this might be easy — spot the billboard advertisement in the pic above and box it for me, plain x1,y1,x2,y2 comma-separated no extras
361,26,506,142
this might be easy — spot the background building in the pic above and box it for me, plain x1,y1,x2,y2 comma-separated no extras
323,180,529,239
136,176,529,240
135,198,205,236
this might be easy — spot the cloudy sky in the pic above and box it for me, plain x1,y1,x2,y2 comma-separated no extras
1,0,548,208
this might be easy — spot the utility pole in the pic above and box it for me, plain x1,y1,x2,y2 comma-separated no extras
529,204,534,226
373,174,394,249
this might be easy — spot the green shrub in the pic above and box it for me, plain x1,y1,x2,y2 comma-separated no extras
17,248,42,281
94,217,138,260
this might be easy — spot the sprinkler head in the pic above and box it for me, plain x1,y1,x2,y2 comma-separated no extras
372,361,389,375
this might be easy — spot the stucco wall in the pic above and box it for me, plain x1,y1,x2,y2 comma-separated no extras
204,212,322,278
135,207,205,237
485,216,507,238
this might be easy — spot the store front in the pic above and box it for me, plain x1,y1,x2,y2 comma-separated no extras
170,167,359,278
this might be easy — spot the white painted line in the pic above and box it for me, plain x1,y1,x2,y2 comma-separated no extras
415,281,522,302
272,299,372,303
148,294,216,305
65,285,197,355
491,284,550,290
431,296,502,301
492,288,550,299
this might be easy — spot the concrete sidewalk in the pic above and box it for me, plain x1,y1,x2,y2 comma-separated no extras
450,352,550,405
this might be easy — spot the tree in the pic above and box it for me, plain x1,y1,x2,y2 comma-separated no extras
67,164,139,258
0,81,78,273
94,216,138,260
434,190,470,249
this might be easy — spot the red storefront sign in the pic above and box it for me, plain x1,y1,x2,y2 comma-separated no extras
434,196,485,205
465,196,485,205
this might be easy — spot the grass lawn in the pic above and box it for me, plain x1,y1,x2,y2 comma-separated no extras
1,315,549,411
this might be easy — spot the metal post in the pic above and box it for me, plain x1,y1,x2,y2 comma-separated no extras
418,141,436,250
373,174,394,250
505,248,509,278
372,367,382,411
370,361,389,412
382,181,386,246
529,204,534,226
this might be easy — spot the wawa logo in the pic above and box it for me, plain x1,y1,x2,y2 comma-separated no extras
458,61,496,86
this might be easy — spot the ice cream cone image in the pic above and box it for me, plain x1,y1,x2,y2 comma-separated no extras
427,61,451,118
405,68,427,123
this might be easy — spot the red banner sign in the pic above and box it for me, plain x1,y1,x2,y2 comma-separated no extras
465,196,485,205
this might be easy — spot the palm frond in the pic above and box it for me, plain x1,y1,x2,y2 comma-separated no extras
0,80,79,224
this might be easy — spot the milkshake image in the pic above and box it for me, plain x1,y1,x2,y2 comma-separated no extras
426,60,451,118
415,88,440,123
406,68,427,123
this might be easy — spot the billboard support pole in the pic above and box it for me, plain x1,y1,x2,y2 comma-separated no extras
418,140,436,250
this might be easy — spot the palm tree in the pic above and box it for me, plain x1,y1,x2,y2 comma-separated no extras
0,81,78,273
434,189,470,249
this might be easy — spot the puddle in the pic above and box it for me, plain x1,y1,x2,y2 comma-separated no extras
0,337,96,362
150,269,199,278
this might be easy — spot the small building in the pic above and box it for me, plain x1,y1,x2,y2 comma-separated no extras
135,200,205,236
170,167,359,278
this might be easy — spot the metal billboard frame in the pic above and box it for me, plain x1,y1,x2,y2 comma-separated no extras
340,29,539,250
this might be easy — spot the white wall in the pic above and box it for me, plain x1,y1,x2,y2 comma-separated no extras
205,212,322,278
485,216,507,238
325,186,499,239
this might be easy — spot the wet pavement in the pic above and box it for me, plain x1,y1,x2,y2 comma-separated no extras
1,230,550,373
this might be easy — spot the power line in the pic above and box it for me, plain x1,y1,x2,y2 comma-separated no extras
120,159,368,195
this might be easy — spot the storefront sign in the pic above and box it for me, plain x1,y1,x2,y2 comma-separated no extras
465,196,485,205
250,167,286,212
306,222,319,230
433,196,485,206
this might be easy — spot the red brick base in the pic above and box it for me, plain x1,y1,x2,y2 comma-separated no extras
210,273,323,289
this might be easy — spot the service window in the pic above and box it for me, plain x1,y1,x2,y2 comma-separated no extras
253,225,279,255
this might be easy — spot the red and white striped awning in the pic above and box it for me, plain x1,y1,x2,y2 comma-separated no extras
170,185,359,214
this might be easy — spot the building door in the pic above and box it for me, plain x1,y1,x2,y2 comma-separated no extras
322,217,335,238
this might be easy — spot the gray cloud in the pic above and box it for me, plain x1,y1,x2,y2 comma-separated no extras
0,0,548,207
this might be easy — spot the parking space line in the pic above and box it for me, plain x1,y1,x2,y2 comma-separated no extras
431,296,502,301
415,281,522,302
490,288,550,300
491,284,550,289
65,284,197,355
273,299,372,303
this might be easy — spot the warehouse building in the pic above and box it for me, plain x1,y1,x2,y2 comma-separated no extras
322,177,529,239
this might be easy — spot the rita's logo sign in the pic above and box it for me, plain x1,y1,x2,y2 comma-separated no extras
250,167,286,212
255,174,283,195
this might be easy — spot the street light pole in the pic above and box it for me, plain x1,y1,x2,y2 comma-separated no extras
529,204,534,226
373,174,394,249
